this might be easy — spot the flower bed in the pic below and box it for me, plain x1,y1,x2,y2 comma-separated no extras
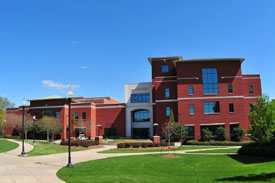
117,142,174,149
60,140,99,148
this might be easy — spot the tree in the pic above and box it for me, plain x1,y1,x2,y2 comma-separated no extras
215,126,228,141
38,116,63,142
248,95,275,144
6,113,22,136
231,127,245,142
201,128,212,141
0,97,15,136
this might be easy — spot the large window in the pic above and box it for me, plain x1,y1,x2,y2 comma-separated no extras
162,65,169,72
166,106,171,116
165,88,170,98
249,85,253,94
202,68,219,94
42,110,52,116
82,112,86,120
131,93,150,103
189,85,194,95
133,110,150,122
189,104,195,115
204,102,220,114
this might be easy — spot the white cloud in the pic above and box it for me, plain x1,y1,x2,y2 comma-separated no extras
42,80,80,91
80,66,88,69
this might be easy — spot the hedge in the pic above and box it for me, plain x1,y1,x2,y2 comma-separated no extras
185,140,252,146
238,143,275,157
60,140,99,148
117,142,175,149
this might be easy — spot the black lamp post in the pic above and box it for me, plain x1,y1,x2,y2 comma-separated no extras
32,115,36,145
66,87,73,168
21,98,26,155
153,123,158,136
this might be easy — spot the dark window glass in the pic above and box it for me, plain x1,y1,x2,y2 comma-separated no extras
104,128,116,137
229,103,234,113
42,110,52,116
162,65,169,72
82,112,86,120
165,88,170,98
189,104,195,115
202,68,219,94
204,102,220,114
189,86,194,95
228,84,233,94
56,112,60,119
74,112,79,120
133,110,150,122
250,103,254,112
185,126,195,138
166,106,171,116
130,93,150,103
249,85,253,94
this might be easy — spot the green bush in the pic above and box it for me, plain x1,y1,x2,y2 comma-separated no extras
238,143,275,157
231,127,245,142
116,142,174,149
215,126,228,141
186,140,252,146
201,128,213,141
60,140,99,148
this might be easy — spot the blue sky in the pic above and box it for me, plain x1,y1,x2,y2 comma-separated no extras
0,0,274,106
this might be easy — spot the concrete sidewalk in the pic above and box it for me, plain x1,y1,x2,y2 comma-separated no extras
0,139,240,183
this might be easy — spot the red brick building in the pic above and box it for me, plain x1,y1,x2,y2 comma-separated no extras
6,56,262,140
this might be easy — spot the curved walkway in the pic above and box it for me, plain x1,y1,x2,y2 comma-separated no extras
0,140,240,183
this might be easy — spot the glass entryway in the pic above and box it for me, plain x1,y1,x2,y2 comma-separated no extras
132,128,150,139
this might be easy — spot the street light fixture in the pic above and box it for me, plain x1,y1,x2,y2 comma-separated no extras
32,115,36,145
21,98,26,155
96,124,102,136
66,87,73,168
153,123,158,136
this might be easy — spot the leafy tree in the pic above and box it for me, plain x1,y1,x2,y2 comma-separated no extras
248,95,275,144
201,128,212,141
38,116,63,142
215,126,228,141
0,97,15,136
231,127,245,142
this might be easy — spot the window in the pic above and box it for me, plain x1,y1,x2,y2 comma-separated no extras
42,110,52,116
189,85,194,95
185,126,195,138
133,110,150,122
104,128,116,137
202,68,219,94
166,106,171,116
201,125,224,136
189,104,195,115
130,93,150,103
162,65,169,73
56,112,60,119
82,112,86,120
250,103,254,112
249,85,253,94
204,102,220,114
165,88,170,98
74,112,79,120
229,103,234,113
228,84,233,94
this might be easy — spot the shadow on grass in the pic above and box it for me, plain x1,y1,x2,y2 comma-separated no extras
216,172,275,182
228,155,275,164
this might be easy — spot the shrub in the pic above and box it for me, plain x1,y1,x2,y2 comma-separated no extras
201,128,213,141
116,142,173,148
185,140,252,146
60,140,99,148
231,127,245,142
215,126,228,141
133,143,141,148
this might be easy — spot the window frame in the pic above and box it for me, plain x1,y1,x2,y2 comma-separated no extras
74,112,79,120
82,112,86,120
165,88,170,98
249,85,253,94
166,106,171,116
161,65,169,73
228,84,233,94
189,104,195,115
204,101,220,114
229,103,234,113
188,85,194,95
202,68,219,95
132,110,151,122
130,93,150,103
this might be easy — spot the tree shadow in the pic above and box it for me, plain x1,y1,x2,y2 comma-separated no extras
228,155,275,164
216,172,275,182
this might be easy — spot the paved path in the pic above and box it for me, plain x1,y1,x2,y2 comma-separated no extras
0,140,240,183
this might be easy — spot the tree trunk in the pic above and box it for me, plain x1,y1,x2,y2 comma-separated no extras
47,131,50,142
51,133,54,141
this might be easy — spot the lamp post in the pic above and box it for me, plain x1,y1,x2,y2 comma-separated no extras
153,123,158,136
32,115,36,145
21,98,26,155
96,124,102,136
66,87,73,168
4,119,6,138
178,113,183,142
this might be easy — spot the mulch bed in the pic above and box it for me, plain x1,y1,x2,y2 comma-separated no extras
58,145,103,149
117,146,177,150
161,154,180,158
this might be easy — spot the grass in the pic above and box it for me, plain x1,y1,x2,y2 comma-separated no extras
26,140,87,156
57,154,275,183
99,146,227,153
0,139,19,153
188,148,240,154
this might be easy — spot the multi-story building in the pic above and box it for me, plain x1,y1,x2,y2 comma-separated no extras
6,56,262,140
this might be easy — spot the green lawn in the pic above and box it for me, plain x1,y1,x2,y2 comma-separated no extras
99,146,224,153
27,141,87,156
57,154,275,183
188,148,240,154
0,139,19,153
